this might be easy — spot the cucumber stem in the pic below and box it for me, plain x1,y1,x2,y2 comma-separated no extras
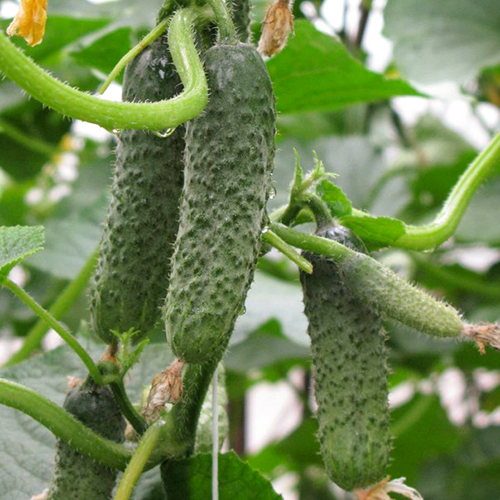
4,249,98,367
110,379,148,435
207,0,237,40
394,131,500,250
98,18,170,95
262,229,313,273
0,8,208,131
3,278,104,385
0,378,131,470
114,421,162,500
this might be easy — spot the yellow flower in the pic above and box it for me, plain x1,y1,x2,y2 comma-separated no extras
258,0,294,57
7,0,47,47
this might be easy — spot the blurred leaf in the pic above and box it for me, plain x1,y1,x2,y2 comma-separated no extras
163,452,283,499
70,27,132,76
389,395,462,483
267,21,422,115
456,177,500,244
384,0,500,84
226,321,309,373
317,180,352,218
0,225,44,279
340,214,406,248
233,271,308,346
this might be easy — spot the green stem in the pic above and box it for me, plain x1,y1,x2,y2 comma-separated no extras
114,422,162,500
207,0,236,40
3,279,103,385
110,380,148,435
395,132,500,250
0,118,57,156
98,18,170,95
269,223,354,260
0,378,131,470
0,9,207,131
262,229,313,274
4,249,98,367
304,193,334,229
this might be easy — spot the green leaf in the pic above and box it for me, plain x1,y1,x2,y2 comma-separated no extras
70,27,133,76
339,213,406,248
266,21,422,115
0,225,44,280
162,451,283,499
384,0,500,84
317,179,352,218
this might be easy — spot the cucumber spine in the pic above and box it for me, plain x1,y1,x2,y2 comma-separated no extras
300,225,391,491
89,33,185,344
164,42,276,364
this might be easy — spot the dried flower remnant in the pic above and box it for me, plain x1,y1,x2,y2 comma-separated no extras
354,477,423,500
463,322,500,354
6,0,47,47
142,359,185,423
258,0,294,57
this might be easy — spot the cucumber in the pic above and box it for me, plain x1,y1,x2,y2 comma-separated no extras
89,33,185,345
300,225,390,491
231,0,252,42
164,42,276,364
340,252,464,338
46,378,126,499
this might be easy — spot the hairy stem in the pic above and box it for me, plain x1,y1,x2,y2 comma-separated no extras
110,379,148,435
0,9,207,131
98,18,170,95
3,279,103,385
4,249,98,367
207,0,236,40
0,117,56,156
114,422,162,500
0,378,131,470
395,132,500,250
262,230,313,274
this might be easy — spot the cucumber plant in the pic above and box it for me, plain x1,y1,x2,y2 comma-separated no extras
0,1,499,499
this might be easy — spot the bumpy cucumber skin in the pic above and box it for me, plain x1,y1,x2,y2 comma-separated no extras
300,226,390,491
164,43,276,364
89,33,185,344
341,253,463,338
47,379,126,499
231,0,252,42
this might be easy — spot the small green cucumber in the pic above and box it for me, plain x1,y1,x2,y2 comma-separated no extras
89,33,185,344
340,252,463,338
300,225,390,491
164,42,276,363
46,378,126,499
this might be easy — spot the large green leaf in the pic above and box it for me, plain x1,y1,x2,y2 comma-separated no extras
384,0,500,84
162,451,283,499
0,225,44,280
267,21,422,115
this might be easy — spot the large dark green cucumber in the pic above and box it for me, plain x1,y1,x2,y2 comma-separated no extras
89,33,185,344
46,378,126,499
300,225,390,492
164,42,276,364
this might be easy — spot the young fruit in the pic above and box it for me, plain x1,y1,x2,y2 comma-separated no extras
300,225,390,492
46,378,126,499
89,33,185,345
164,42,276,364
340,252,464,338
